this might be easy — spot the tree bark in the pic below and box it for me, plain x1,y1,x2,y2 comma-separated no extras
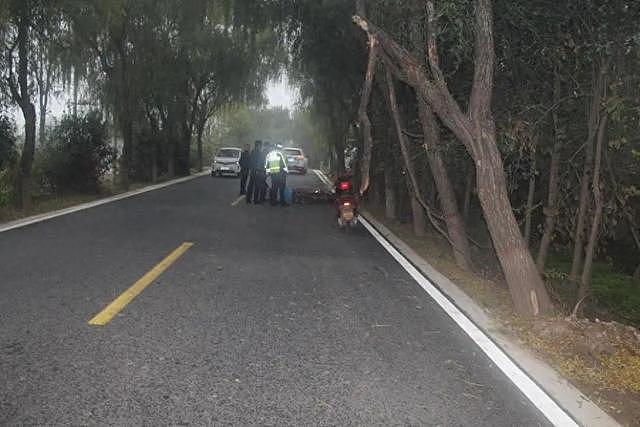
536,139,562,272
356,36,378,194
475,136,552,315
37,50,52,146
536,71,563,272
463,161,474,222
418,97,473,270
116,34,131,190
11,10,37,211
523,141,537,246
579,114,608,300
196,119,205,173
570,66,604,279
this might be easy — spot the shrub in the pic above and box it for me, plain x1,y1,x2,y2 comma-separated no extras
41,112,114,193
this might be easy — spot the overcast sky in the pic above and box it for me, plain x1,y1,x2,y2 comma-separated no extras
265,75,298,110
9,75,299,130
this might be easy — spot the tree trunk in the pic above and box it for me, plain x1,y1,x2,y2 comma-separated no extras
463,161,474,222
37,59,51,146
570,67,604,279
418,98,473,270
356,32,378,194
579,114,608,300
411,196,427,236
12,12,37,211
16,104,37,211
536,140,562,273
38,95,47,146
536,70,563,272
475,136,553,315
197,131,204,173
354,0,551,315
384,166,396,220
523,142,537,246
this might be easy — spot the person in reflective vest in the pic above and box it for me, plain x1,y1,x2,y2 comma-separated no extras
266,148,288,206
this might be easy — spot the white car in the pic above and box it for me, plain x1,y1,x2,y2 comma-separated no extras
282,147,308,174
211,147,242,177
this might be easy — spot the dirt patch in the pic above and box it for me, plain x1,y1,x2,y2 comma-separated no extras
367,209,640,426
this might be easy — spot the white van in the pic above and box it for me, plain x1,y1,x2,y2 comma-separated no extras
211,147,242,177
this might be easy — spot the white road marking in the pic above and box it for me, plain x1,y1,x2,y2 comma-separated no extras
0,170,211,234
359,215,578,427
231,195,246,206
312,169,334,191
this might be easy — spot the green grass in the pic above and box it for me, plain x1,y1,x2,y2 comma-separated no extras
545,256,640,327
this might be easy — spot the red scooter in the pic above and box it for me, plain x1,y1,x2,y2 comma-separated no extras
334,172,358,229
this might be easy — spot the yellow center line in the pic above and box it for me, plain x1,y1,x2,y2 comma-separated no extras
88,242,194,326
231,195,245,206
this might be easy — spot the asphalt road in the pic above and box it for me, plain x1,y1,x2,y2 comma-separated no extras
0,172,551,426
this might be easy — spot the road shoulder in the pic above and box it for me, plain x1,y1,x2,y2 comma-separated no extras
0,170,210,234
360,210,620,427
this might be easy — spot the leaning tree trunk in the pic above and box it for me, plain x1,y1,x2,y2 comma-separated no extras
579,114,608,300
475,135,553,315
418,98,473,270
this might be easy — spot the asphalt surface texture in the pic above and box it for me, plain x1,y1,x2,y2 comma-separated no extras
0,171,551,426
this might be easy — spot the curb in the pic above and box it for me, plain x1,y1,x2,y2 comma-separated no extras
360,211,620,427
0,170,211,234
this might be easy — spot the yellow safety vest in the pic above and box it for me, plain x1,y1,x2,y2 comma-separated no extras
266,151,287,174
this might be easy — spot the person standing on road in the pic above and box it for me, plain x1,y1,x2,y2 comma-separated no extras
266,145,288,206
260,142,272,203
246,140,266,204
239,144,251,195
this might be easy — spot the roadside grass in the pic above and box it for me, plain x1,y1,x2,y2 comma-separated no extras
0,180,158,225
366,207,640,426
545,256,640,328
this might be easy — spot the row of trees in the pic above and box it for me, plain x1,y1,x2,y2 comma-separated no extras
0,0,281,208
283,0,639,317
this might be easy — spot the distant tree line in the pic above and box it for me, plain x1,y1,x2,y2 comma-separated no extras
0,0,281,209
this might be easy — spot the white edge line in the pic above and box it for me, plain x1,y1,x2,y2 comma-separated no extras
312,169,334,192
358,215,578,427
0,170,210,234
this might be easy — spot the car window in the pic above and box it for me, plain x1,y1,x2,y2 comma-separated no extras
284,149,302,156
217,149,241,158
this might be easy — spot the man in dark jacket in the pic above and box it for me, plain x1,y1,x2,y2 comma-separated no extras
246,140,266,204
239,144,250,195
